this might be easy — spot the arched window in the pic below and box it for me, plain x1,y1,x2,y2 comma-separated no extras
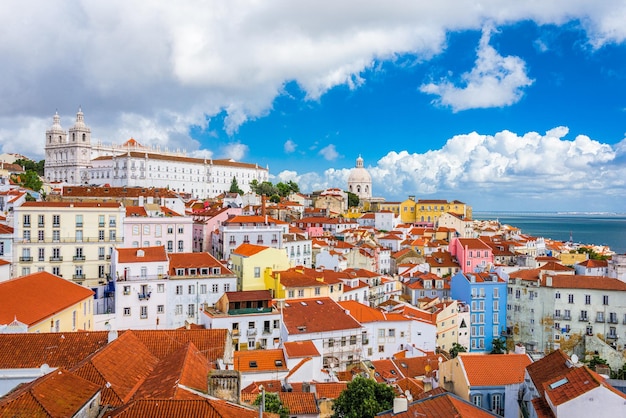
82,133,86,141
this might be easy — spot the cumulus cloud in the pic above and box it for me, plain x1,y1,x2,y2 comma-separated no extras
0,1,622,159
284,139,297,153
420,25,534,111
294,127,625,210
220,142,249,161
319,144,340,161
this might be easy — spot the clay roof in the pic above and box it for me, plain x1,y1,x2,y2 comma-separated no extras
0,272,94,327
455,238,492,250
0,224,14,234
542,274,626,291
224,290,272,303
0,368,100,417
312,382,347,400
279,391,319,415
282,298,362,334
283,340,320,358
458,353,531,386
117,246,168,263
234,349,287,373
168,252,226,270
21,201,121,208
393,354,441,379
232,243,270,257
128,329,228,364
0,332,110,369
126,206,148,217
224,215,287,225
577,259,608,268
378,392,496,417
108,398,270,417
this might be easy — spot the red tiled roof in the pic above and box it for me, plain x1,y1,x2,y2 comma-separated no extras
282,298,362,334
117,246,168,263
168,252,226,270
234,349,287,373
232,243,270,257
378,392,495,417
459,353,531,386
283,340,320,358
313,382,348,400
21,201,121,208
0,272,94,326
108,398,270,417
279,391,319,415
225,290,272,303
542,274,626,291
0,368,100,417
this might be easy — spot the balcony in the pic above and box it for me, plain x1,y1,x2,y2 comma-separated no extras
247,328,257,337
231,329,240,336
138,292,151,301
19,256,33,262
73,256,86,262
563,314,571,320
608,317,619,324
606,333,618,340
72,274,86,280
596,317,605,323
50,256,64,262
579,316,588,322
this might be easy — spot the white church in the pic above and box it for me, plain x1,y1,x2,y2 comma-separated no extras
44,109,269,198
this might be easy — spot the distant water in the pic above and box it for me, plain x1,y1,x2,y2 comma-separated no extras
473,212,626,255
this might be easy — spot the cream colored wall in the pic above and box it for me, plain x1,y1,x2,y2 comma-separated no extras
439,356,471,400
241,248,291,291
29,298,93,333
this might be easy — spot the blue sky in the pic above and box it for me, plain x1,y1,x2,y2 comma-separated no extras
1,2,625,212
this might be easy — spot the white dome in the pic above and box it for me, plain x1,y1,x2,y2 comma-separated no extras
348,166,371,183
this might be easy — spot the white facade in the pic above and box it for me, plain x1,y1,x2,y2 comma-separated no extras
347,155,372,200
124,206,193,253
282,233,313,268
44,110,269,198
216,216,289,260
201,310,282,351
359,318,436,360
374,211,397,231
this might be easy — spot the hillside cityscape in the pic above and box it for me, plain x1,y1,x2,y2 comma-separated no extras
0,110,625,417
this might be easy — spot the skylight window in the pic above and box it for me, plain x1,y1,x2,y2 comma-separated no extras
249,361,258,368
549,378,568,390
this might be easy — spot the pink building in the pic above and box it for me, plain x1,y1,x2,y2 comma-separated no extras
450,237,494,273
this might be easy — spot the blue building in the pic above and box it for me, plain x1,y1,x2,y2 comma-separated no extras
451,271,507,352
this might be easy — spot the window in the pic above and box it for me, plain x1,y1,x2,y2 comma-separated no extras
38,215,44,227
200,284,207,294
580,310,588,321
177,240,183,251
109,230,116,241
167,241,173,252
491,393,503,414
157,283,164,293
603,295,609,305
167,226,174,234
254,267,261,278
350,335,357,345
23,230,31,242
378,345,384,353
23,214,31,226
132,225,139,235
288,290,294,298
568,294,574,304
157,305,164,314
315,287,321,295
178,226,184,234
388,329,395,337
378,329,385,338
143,225,150,234
212,284,219,293
175,305,182,315
38,248,45,261
75,215,83,227
99,230,105,241
555,292,561,299
109,216,116,227
123,286,131,295
585,294,591,305
140,306,148,319
75,230,83,242
98,215,105,227
175,285,183,295
297,289,304,297
123,307,131,316
273,320,279,329
188,285,195,294
223,284,230,292
52,215,60,227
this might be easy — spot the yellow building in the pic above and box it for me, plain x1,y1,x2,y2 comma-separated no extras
400,196,472,224
229,243,291,291
266,267,331,300
0,271,94,332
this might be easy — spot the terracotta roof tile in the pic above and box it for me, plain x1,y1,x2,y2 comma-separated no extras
108,398,270,417
168,252,227,271
282,298,362,334
314,382,348,399
0,272,94,326
117,246,168,263
541,274,626,291
232,243,270,257
279,391,319,415
0,368,100,417
378,392,496,417
234,349,287,373
283,340,320,358
224,290,272,303
459,353,531,386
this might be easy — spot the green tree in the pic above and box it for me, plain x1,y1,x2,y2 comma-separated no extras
228,176,243,194
332,376,395,418
449,342,467,358
276,182,291,197
347,191,359,208
16,171,43,193
286,180,300,194
253,392,289,418
491,337,507,354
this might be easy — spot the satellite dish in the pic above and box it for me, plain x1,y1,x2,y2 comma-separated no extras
571,354,578,364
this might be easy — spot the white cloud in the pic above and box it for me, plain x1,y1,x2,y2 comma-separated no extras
220,142,249,161
284,139,297,153
293,127,625,210
319,144,340,161
0,1,622,159
420,25,534,111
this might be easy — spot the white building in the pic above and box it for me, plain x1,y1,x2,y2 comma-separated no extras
282,232,313,268
215,215,289,260
112,247,237,329
44,109,269,198
200,290,281,351
347,155,372,201
124,204,193,253
339,300,437,360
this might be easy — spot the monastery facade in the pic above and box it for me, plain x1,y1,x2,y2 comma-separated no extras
44,109,269,199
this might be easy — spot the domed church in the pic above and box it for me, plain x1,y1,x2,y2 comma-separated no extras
347,155,372,200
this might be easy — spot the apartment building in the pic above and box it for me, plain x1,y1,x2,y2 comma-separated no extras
214,215,289,260
123,205,193,253
13,202,125,288
451,271,508,353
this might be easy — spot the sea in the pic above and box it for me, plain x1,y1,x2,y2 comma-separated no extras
473,212,626,255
